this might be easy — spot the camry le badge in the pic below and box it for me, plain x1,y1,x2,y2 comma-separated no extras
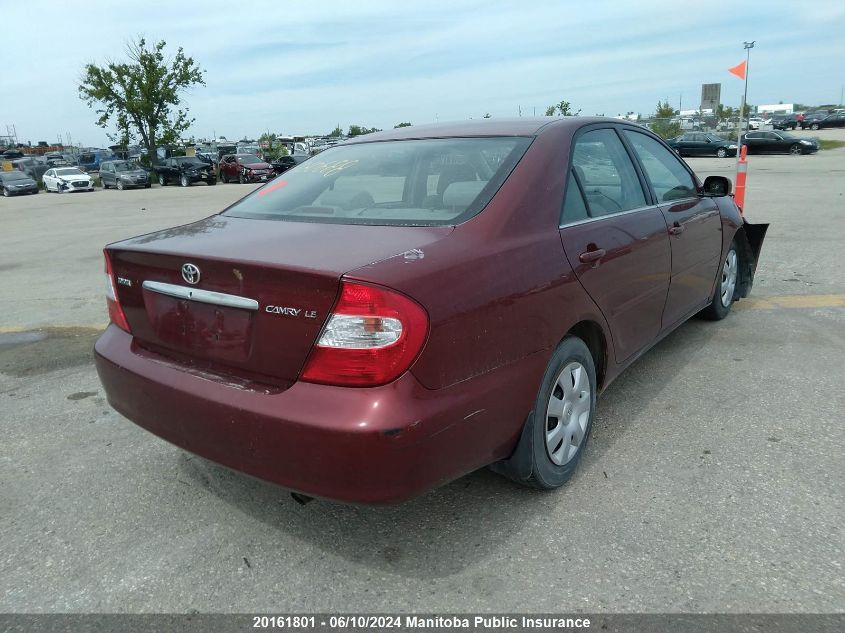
181,263,201,285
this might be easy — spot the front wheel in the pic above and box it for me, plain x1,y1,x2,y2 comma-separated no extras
811,123,819,130
158,174,166,186
117,180,124,190
789,144,803,156
2,188,8,197
716,147,727,158
495,336,597,489
700,242,738,321
180,174,190,187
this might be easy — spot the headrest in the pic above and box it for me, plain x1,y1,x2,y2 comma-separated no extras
442,181,486,208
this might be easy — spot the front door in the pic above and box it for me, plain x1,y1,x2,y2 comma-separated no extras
621,130,723,328
558,127,671,363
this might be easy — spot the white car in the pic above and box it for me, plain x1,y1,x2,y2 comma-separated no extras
43,167,95,193
747,118,764,130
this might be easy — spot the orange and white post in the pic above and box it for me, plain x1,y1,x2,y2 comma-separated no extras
734,144,748,213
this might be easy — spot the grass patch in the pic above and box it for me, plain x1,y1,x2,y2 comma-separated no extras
819,140,845,151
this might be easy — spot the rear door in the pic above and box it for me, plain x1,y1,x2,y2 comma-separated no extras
622,130,723,328
558,127,671,363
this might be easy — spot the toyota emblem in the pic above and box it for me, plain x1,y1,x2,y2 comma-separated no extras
181,263,201,285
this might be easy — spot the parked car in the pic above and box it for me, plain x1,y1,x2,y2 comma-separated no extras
155,156,216,187
665,133,738,157
746,117,764,130
271,153,310,174
100,160,152,190
95,118,768,504
77,150,114,172
771,114,802,130
12,156,49,181
802,111,829,130
0,170,39,196
808,113,845,130
741,131,819,155
43,167,95,192
218,153,275,183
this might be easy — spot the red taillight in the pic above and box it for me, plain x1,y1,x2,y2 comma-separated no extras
300,281,429,387
104,250,131,333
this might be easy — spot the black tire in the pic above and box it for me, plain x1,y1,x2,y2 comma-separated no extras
496,336,597,489
811,123,819,130
238,171,245,184
158,174,166,186
700,240,739,321
180,174,190,187
716,147,727,158
117,180,124,190
789,144,803,156
2,187,8,197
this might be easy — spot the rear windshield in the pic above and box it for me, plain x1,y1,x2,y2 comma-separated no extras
223,137,531,226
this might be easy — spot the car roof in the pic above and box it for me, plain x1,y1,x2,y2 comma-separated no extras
341,117,610,144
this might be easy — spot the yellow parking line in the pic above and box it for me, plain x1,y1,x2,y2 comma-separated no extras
736,294,845,310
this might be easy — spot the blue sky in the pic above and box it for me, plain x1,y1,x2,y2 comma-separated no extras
3,0,844,147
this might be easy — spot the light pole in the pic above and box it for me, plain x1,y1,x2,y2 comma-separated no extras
736,41,755,162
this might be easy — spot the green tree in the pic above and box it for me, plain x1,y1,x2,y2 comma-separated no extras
348,125,381,137
78,37,205,164
650,100,681,139
328,126,343,138
544,100,581,116
394,122,412,128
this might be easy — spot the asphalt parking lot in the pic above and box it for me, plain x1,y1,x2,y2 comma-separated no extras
1,134,844,613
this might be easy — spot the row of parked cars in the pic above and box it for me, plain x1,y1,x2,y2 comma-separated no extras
665,129,820,157
1,153,311,196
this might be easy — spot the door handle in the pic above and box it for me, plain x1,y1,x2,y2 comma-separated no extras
579,248,606,263
668,223,685,236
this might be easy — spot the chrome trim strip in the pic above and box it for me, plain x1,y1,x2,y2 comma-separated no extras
559,203,661,230
142,281,259,311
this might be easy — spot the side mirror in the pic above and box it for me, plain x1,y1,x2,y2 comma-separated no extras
702,175,732,197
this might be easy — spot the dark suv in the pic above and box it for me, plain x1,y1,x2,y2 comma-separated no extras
155,157,216,187
771,114,801,130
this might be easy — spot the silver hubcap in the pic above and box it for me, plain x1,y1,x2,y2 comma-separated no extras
720,249,738,307
545,362,591,466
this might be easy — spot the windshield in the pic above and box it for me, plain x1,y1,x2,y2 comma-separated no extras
1,171,28,181
223,137,531,226
238,155,263,164
113,162,136,171
174,157,205,166
56,168,85,176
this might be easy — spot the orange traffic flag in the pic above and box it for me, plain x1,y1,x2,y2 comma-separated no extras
728,60,746,80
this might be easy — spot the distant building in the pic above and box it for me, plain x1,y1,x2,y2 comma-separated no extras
757,103,793,114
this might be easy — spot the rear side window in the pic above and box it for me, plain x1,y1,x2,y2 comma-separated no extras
623,131,697,203
224,137,531,226
560,170,589,225
571,129,646,217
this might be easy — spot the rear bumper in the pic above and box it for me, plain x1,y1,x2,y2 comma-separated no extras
95,325,547,504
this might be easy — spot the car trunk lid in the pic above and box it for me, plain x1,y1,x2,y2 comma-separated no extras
107,215,451,386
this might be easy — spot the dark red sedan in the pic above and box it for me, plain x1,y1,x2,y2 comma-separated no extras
218,153,275,183
95,118,767,504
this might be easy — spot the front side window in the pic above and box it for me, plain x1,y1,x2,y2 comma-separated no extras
571,128,646,217
224,137,531,226
623,131,697,203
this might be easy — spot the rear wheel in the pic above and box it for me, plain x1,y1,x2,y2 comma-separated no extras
117,180,124,190
701,242,738,321
158,174,166,186
496,336,597,489
811,123,819,130
2,187,8,197
180,174,189,187
716,147,727,158
789,144,803,156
